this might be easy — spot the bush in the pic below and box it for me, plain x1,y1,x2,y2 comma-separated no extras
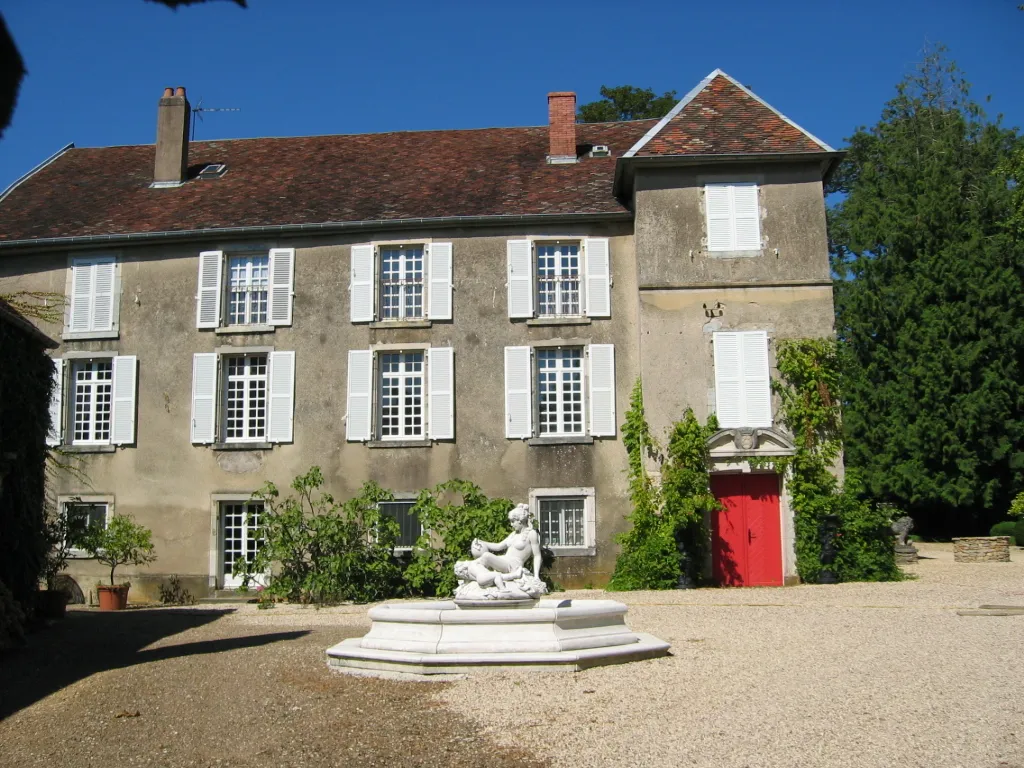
990,521,1017,546
0,579,26,651
1009,491,1024,519
834,493,902,582
1015,520,1024,547
158,576,197,605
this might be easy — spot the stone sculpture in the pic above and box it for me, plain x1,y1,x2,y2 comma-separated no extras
453,503,548,601
891,515,919,564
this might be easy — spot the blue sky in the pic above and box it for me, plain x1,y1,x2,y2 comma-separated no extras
2,0,1022,190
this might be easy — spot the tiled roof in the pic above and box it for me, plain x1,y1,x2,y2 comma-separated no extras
0,121,656,244
628,72,832,157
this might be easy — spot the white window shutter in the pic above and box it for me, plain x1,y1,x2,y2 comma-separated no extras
190,353,218,444
196,251,223,329
69,259,93,332
732,184,761,250
506,239,533,319
504,346,532,438
584,238,611,318
350,244,375,323
267,350,295,442
705,185,734,252
742,331,772,427
110,355,137,445
91,259,116,332
713,332,744,428
427,242,453,321
346,349,373,441
267,248,295,326
47,358,64,447
588,344,616,437
427,347,454,440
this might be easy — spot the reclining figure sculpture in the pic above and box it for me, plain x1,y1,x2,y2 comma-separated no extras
453,503,548,601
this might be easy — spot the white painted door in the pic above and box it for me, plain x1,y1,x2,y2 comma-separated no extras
221,502,265,588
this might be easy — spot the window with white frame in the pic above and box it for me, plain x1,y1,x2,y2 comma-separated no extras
190,350,295,445
379,500,422,550
530,487,596,555
705,183,761,252
349,242,452,323
62,499,109,554
47,356,138,448
713,330,772,428
504,344,616,440
345,347,454,442
196,248,294,329
220,500,264,588
66,255,119,337
506,238,610,320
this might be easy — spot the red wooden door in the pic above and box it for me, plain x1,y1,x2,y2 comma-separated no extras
710,473,783,587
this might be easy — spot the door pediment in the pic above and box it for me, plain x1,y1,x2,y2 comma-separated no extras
707,427,796,459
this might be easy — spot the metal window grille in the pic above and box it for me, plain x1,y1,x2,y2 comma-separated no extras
538,497,586,547
380,246,424,320
72,360,113,443
64,502,107,549
378,352,424,439
536,243,581,317
227,255,269,325
221,502,264,582
537,348,584,435
378,500,421,548
223,355,267,441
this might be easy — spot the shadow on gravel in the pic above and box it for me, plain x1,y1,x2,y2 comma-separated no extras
0,608,308,722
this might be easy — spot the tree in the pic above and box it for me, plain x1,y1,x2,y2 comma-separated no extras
577,85,677,123
829,47,1024,536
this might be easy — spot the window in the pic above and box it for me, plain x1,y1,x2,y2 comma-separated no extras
705,183,761,252
66,256,118,338
190,350,295,445
47,356,138,448
349,242,452,323
530,487,596,555
62,500,109,553
506,238,610,320
379,500,422,550
504,344,615,440
196,248,294,329
220,501,264,588
713,331,772,428
345,347,453,442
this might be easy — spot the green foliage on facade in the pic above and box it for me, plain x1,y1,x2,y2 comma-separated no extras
577,85,678,123
829,48,1024,536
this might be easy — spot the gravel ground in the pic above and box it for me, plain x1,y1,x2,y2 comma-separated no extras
1,543,1021,768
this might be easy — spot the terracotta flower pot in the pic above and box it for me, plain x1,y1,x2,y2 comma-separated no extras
97,584,130,611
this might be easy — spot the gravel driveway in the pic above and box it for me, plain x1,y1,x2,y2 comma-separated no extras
1,543,1021,768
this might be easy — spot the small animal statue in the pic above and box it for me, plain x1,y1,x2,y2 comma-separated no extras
891,516,914,547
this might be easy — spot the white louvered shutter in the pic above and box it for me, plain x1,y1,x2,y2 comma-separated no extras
427,242,453,321
190,353,218,444
196,251,223,329
346,349,373,441
588,344,616,437
506,239,533,319
69,259,93,332
714,333,745,428
742,331,772,427
110,355,137,445
350,245,375,323
584,238,611,318
47,358,64,447
267,248,295,326
91,259,116,332
733,184,761,250
267,350,295,442
427,347,454,440
706,185,734,252
504,346,532,438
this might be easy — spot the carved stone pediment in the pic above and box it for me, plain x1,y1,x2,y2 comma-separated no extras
706,428,796,459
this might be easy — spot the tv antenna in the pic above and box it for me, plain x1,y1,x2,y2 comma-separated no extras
191,98,241,140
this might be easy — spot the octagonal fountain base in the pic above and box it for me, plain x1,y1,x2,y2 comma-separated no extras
326,598,670,679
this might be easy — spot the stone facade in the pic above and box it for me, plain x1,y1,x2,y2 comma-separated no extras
953,537,1012,563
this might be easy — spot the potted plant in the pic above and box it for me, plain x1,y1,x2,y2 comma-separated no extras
83,514,156,611
37,503,81,619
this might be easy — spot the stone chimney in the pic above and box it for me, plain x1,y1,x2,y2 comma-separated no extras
547,91,577,164
153,86,190,187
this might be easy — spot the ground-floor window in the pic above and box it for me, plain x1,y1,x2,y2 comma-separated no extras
221,501,265,587
378,499,422,550
529,487,596,556
61,499,109,554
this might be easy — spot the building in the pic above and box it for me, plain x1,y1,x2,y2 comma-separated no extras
0,71,840,598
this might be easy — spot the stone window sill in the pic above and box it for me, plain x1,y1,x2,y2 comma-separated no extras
527,436,594,446
215,324,275,335
370,319,432,329
59,444,117,454
546,547,596,557
62,330,120,341
212,442,273,451
526,317,591,327
706,249,762,259
367,439,432,449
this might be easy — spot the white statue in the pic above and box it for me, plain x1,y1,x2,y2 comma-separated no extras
454,503,548,601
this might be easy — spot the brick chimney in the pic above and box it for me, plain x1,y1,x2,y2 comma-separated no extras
152,86,190,187
547,91,577,164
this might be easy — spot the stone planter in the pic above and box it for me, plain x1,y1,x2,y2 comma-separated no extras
952,536,1011,563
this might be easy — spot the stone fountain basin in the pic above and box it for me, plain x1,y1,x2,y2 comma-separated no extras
326,598,670,678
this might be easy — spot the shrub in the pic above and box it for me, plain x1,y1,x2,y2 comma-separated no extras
0,579,26,651
1015,519,1024,547
158,576,197,605
834,492,902,581
1009,491,1024,519
82,514,157,585
990,521,1017,546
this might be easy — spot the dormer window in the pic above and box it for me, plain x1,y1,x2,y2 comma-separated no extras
197,163,227,179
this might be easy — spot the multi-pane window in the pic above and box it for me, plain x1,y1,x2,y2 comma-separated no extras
538,497,586,548
379,352,424,439
380,245,425,320
221,501,264,587
227,255,269,326
223,355,268,441
379,500,422,549
536,243,581,317
64,501,108,551
72,361,113,444
537,348,584,436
